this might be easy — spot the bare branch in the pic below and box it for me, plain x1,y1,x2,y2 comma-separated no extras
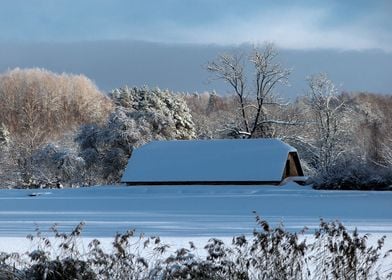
207,43,291,138
258,120,306,126
207,52,250,133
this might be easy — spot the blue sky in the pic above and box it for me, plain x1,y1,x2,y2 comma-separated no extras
1,0,391,52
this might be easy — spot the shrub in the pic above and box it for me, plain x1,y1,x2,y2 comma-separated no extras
28,143,86,188
312,157,392,190
312,220,388,280
0,218,390,279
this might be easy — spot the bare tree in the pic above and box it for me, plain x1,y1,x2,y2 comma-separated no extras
305,74,346,172
383,139,392,167
207,43,291,138
0,68,112,144
349,92,392,167
0,123,10,147
0,68,113,187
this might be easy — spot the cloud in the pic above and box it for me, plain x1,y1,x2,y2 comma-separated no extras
0,1,390,53
140,7,391,52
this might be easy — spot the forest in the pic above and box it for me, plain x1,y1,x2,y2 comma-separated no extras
0,44,391,190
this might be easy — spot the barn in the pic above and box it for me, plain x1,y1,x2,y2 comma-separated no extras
121,139,304,185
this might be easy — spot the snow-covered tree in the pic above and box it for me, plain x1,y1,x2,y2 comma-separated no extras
384,139,392,167
304,74,347,172
0,124,15,188
0,68,112,148
76,113,141,184
0,68,114,187
110,86,195,140
207,43,291,138
0,123,10,147
77,87,196,183
29,144,85,187
348,92,392,168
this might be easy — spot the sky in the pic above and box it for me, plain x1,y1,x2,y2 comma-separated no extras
1,0,391,51
0,0,391,95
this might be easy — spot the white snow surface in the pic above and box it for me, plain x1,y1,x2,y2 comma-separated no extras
0,183,391,240
121,139,297,183
1,183,392,276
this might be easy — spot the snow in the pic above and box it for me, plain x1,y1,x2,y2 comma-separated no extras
0,182,391,279
0,183,391,241
121,139,298,183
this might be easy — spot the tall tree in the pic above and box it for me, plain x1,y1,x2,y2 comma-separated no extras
77,87,196,183
305,73,346,172
207,43,291,138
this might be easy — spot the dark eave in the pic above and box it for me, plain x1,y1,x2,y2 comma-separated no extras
125,180,281,186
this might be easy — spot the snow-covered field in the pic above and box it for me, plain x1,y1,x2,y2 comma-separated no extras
0,183,391,252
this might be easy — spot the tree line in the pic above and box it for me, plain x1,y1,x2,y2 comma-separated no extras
0,44,391,189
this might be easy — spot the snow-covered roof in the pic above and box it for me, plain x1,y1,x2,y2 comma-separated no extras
121,139,298,184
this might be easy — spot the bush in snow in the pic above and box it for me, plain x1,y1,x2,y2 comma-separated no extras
26,223,96,280
311,220,389,280
0,218,390,280
312,156,392,190
28,144,86,188
76,119,135,185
